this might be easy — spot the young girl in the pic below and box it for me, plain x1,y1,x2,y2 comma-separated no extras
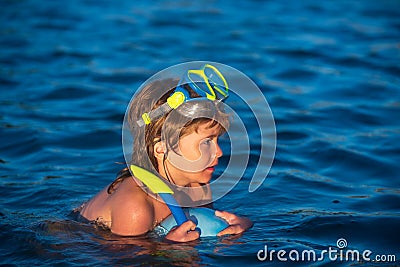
79,65,252,242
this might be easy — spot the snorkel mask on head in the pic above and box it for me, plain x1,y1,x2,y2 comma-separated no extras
136,64,230,173
136,64,229,127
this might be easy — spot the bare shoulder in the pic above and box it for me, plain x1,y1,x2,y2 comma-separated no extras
109,178,155,236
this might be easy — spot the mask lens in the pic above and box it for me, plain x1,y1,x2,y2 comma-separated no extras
187,72,212,98
203,65,229,101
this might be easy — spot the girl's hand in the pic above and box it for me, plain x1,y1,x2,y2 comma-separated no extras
165,220,200,242
215,210,253,236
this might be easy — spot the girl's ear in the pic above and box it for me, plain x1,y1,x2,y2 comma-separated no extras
153,141,165,160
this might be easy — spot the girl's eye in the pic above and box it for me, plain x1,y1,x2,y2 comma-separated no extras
201,138,212,146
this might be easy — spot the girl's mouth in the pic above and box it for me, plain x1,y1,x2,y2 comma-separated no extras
205,166,215,172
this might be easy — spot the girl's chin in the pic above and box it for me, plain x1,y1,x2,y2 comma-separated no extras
200,172,213,183
183,167,215,184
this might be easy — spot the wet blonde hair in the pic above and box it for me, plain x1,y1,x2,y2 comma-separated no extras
108,78,229,193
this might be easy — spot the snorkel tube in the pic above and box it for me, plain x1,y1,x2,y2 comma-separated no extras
130,165,187,225
130,165,229,237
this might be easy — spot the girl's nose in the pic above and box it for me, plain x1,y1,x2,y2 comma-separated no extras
215,142,223,158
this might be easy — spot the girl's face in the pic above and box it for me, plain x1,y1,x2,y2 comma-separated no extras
161,121,223,186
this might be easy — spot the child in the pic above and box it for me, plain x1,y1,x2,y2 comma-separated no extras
79,64,252,242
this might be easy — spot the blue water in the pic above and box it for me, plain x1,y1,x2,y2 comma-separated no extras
1,0,399,266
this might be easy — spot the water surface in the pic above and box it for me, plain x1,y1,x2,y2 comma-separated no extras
1,0,399,266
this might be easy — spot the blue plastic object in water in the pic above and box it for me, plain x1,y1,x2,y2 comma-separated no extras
159,207,229,237
159,193,188,226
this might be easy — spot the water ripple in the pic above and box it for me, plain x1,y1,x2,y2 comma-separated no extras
1,0,399,266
